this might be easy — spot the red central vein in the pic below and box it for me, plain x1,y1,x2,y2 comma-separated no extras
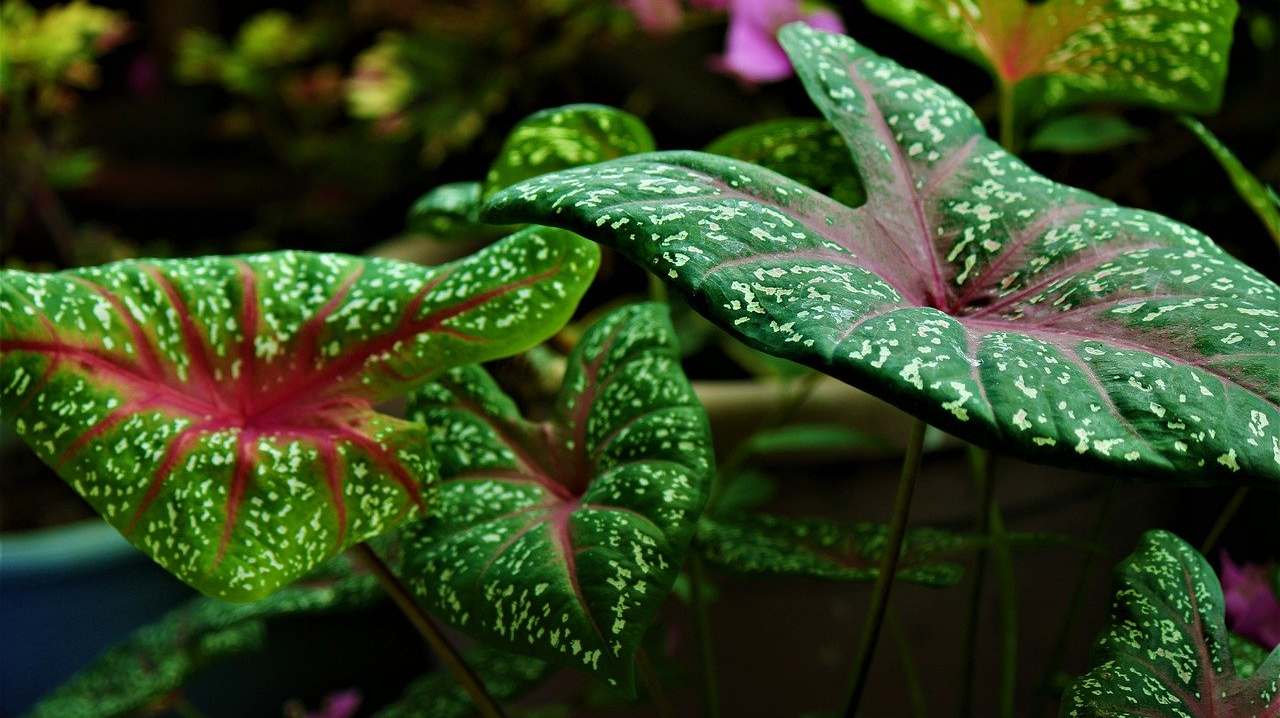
234,261,259,414
143,266,224,410
215,431,258,566
548,502,609,647
75,277,166,379
955,202,1095,308
296,264,365,372
846,59,949,309
318,440,348,547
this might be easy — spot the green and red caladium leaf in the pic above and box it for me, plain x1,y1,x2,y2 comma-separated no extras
1181,116,1280,251
403,302,712,693
484,24,1280,486
407,181,507,242
28,554,381,718
695,515,966,586
0,228,600,600
375,647,550,718
863,0,1237,123
1062,530,1280,717
706,118,866,207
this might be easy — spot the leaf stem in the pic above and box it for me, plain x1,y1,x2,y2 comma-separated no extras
958,446,997,718
1029,481,1115,718
352,543,508,718
1200,486,1249,555
637,649,674,718
841,418,927,717
998,81,1019,153
888,606,928,718
987,470,1017,718
689,554,721,718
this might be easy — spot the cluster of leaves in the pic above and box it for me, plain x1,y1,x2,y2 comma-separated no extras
5,7,1280,718
0,0,129,109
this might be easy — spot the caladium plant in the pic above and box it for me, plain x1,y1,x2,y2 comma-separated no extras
0,228,600,599
403,302,712,693
1063,530,1280,717
862,0,1237,127
484,24,1280,487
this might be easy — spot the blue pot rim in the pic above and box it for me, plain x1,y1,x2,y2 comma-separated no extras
1,520,140,578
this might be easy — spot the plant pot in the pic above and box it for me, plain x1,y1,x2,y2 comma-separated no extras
0,519,193,716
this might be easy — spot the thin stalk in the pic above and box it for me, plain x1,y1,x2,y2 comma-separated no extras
637,649,674,718
1030,481,1115,718
841,418,928,717
1201,486,1250,554
998,81,1019,153
888,607,929,718
352,543,508,718
648,271,669,302
988,481,1017,718
958,446,997,718
689,554,721,718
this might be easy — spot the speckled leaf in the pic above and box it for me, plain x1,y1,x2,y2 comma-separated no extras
706,118,866,207
27,555,381,718
1182,116,1280,250
407,181,506,242
696,514,965,586
863,0,1237,121
0,228,600,600
1062,530,1280,717
375,647,550,718
484,25,1280,486
482,104,655,201
403,303,712,693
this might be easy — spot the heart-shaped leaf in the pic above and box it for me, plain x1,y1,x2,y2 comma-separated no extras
863,0,1237,121
1063,530,1280,717
28,555,381,718
483,103,656,200
0,228,600,599
375,648,550,718
696,514,966,586
706,118,865,207
1182,116,1280,250
484,25,1280,485
403,303,712,693
407,181,506,242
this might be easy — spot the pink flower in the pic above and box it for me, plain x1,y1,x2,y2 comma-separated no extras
624,0,685,34
305,689,361,718
1221,551,1280,649
713,0,843,83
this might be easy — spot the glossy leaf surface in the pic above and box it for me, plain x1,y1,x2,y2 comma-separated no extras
482,104,655,200
485,25,1280,486
404,303,712,692
376,648,550,718
1182,117,1280,250
27,556,380,718
0,229,600,599
1063,530,1280,717
696,514,965,586
706,118,865,207
407,181,505,242
863,0,1236,119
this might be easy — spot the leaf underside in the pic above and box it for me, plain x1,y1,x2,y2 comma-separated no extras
0,228,600,599
1063,530,1280,717
696,515,965,586
863,0,1236,119
484,25,1280,486
403,303,713,693
27,555,381,718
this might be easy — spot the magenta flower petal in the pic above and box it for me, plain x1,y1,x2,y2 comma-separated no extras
306,689,362,718
624,0,684,34
1221,551,1280,649
712,0,845,84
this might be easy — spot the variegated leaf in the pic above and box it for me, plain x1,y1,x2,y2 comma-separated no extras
0,228,600,599
863,0,1237,121
1063,530,1280,717
484,25,1280,486
27,554,381,718
403,303,712,693
406,181,506,242
706,118,865,207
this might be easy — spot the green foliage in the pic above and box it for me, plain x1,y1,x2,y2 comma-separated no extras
706,118,865,207
1062,530,1280,717
696,515,966,586
27,555,380,718
1026,114,1149,155
1181,116,1280,250
0,0,128,93
0,229,600,599
406,181,504,242
404,303,713,693
375,648,550,718
484,24,1280,486
862,0,1237,122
